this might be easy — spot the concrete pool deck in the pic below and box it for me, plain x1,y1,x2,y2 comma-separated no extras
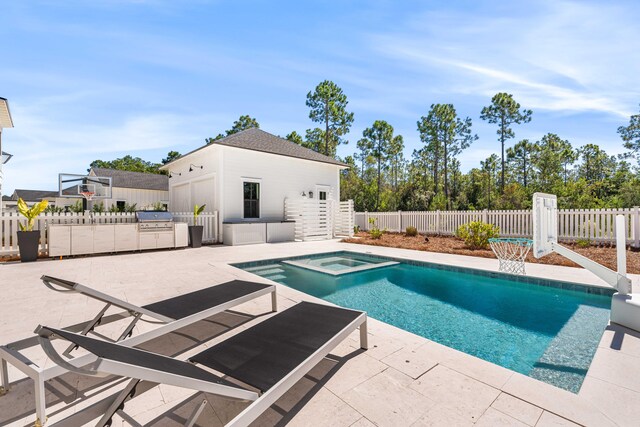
0,240,638,426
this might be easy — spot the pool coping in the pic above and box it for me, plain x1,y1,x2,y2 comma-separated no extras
233,250,617,297
1,239,636,426
282,258,400,276
222,241,637,426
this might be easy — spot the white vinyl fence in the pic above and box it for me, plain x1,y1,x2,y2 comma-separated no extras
171,211,218,243
334,200,355,238
285,198,354,241
0,211,218,257
356,207,640,246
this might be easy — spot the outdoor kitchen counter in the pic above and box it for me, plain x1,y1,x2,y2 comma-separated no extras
222,219,295,245
222,219,295,224
48,222,188,257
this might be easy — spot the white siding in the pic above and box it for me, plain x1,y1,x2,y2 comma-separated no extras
163,143,343,242
166,145,221,213
105,188,168,210
50,189,168,211
221,146,340,220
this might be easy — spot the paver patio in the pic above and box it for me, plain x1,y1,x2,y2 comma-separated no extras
1,240,639,426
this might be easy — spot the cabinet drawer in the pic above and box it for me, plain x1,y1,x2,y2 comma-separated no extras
156,232,174,248
93,225,115,253
71,227,94,255
49,226,71,257
139,233,157,250
115,224,138,251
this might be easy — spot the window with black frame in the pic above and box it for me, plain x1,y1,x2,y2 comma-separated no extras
243,181,260,218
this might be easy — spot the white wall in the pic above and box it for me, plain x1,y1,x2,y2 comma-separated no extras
221,145,341,220
104,188,169,210
51,189,168,211
163,143,343,241
166,145,220,213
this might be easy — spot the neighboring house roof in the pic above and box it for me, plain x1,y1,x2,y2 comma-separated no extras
2,195,12,201
161,128,349,168
90,167,169,191
11,189,59,201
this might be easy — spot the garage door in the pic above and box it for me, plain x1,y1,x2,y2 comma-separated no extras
190,178,216,212
170,183,190,212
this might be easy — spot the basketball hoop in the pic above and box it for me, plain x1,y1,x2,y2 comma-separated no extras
489,238,533,275
80,191,95,201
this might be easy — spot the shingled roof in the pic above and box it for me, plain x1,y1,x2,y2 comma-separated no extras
163,128,348,168
90,168,168,191
10,189,59,201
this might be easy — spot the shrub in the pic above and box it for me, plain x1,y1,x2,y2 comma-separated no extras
367,217,383,239
576,238,591,248
405,226,418,237
92,202,105,213
456,221,499,249
44,205,64,214
370,228,383,239
353,225,360,234
68,200,84,213
151,201,167,211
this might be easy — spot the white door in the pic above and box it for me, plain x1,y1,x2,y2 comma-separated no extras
315,185,331,237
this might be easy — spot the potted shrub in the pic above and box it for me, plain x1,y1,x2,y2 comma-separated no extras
16,198,48,262
189,204,206,248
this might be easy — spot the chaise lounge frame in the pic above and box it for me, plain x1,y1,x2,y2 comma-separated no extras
0,275,277,426
36,301,368,427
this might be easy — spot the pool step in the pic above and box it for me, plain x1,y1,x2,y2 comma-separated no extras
262,274,287,282
244,265,284,274
244,264,288,282
529,305,607,393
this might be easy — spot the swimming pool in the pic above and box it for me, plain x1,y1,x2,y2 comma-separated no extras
235,251,613,393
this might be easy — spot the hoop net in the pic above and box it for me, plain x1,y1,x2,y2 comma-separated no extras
80,191,95,201
489,238,533,275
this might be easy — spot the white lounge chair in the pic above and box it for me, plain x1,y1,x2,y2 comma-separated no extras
36,301,368,427
0,276,277,426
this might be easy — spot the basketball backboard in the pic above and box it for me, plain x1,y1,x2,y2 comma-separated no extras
58,173,112,199
532,192,558,258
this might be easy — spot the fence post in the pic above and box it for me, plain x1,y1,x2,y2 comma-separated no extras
634,206,640,248
483,209,488,223
364,211,369,231
398,210,402,232
436,210,440,235
351,202,356,235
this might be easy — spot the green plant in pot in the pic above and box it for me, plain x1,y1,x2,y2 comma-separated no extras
17,198,48,262
189,204,206,248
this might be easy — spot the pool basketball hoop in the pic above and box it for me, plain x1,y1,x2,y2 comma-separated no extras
79,184,96,201
58,173,112,201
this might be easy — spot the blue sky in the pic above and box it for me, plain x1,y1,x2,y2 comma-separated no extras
1,0,639,194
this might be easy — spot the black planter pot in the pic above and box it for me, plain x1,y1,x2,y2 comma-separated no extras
17,230,40,262
188,225,204,248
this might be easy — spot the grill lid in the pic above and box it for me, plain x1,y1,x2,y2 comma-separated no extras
136,211,173,222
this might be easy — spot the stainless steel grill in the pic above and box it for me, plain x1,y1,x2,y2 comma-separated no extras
135,211,174,232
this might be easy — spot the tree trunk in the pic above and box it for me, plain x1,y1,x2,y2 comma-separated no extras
523,153,528,188
325,101,330,156
376,153,381,211
443,143,449,209
500,115,506,194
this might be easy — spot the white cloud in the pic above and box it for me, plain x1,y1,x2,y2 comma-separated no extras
370,0,640,119
1,104,219,193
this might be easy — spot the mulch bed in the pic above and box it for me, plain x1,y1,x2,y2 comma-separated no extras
342,232,640,274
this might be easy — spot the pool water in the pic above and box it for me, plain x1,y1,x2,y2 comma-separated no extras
282,254,399,276
317,258,367,270
238,252,612,393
